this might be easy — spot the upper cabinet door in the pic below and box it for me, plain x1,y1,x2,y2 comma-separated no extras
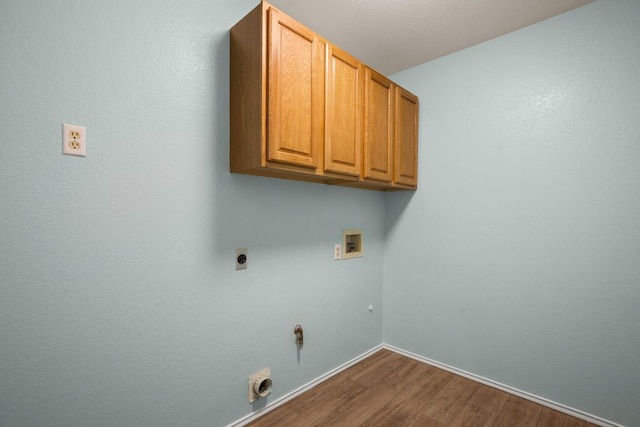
394,87,419,187
267,7,324,169
363,68,394,183
324,44,362,177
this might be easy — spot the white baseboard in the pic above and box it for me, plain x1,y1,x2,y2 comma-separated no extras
227,343,623,427
383,344,623,427
226,344,385,427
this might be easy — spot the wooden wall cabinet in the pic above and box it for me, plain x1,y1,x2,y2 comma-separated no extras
230,1,419,190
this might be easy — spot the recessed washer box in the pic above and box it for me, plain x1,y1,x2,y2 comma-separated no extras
342,229,363,259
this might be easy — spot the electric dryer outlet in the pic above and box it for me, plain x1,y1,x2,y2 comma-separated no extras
248,368,271,403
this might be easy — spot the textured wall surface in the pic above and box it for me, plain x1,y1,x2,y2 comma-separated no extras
3,0,639,426
0,1,383,426
385,1,640,425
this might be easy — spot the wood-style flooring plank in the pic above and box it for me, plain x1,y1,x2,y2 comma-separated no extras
537,407,594,427
449,403,498,427
449,384,510,427
493,395,543,427
360,368,452,426
311,376,409,426
418,375,481,425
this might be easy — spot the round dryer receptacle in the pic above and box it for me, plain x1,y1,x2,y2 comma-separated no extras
253,376,272,397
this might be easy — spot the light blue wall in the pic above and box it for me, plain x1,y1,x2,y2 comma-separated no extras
385,1,640,425
0,1,384,426
3,0,639,426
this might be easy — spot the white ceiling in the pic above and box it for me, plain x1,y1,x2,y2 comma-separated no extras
268,0,595,75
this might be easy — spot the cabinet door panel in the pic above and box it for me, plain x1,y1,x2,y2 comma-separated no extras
268,8,323,169
363,68,393,182
394,87,419,187
324,45,362,176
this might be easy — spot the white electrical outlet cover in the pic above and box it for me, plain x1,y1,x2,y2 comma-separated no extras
62,123,86,157
334,244,342,260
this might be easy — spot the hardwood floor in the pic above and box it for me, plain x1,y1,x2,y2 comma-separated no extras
246,349,596,427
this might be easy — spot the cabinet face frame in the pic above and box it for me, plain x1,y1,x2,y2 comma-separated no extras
267,7,324,170
363,67,394,183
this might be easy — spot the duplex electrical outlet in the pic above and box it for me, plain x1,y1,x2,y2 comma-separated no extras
62,123,86,157
334,244,342,260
